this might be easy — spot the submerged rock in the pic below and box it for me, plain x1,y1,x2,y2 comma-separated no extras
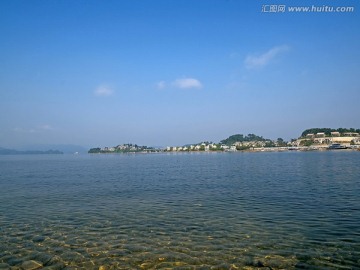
41,263,66,270
4,256,22,266
20,260,42,270
0,263,10,270
32,236,46,243
254,260,264,267
263,254,297,268
26,252,53,265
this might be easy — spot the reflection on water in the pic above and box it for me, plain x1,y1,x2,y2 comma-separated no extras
0,152,359,269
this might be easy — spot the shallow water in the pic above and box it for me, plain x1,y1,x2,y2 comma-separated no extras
0,152,359,269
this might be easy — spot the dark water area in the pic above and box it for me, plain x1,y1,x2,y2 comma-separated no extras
0,152,359,269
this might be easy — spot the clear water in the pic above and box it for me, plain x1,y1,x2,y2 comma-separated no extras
0,152,359,269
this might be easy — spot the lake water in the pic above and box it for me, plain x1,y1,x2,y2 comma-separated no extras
0,152,359,269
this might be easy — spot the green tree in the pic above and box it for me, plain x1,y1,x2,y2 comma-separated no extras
300,140,313,146
88,148,101,153
264,141,275,148
277,138,287,147
236,145,250,151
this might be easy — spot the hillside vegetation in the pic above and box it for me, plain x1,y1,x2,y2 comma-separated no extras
301,128,360,137
220,134,268,146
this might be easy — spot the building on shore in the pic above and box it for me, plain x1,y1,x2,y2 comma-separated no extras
297,134,360,147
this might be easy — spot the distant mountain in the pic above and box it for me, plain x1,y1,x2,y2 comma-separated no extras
0,147,63,155
19,144,88,154
0,147,18,155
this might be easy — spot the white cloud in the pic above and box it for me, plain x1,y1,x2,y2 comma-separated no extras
13,127,36,133
245,45,289,69
94,85,114,96
40,124,53,130
156,81,166,90
172,78,203,89
14,127,25,133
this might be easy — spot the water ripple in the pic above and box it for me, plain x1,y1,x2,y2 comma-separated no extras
0,152,359,269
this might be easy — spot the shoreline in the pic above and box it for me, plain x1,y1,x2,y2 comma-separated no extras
87,146,360,154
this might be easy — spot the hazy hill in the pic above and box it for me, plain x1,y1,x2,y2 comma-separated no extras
0,147,63,155
19,144,87,154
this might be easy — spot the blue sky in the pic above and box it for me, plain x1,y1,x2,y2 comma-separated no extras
0,0,359,148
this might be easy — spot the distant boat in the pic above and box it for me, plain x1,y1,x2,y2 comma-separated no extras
328,143,348,150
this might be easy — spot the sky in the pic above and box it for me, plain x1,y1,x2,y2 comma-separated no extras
0,0,359,148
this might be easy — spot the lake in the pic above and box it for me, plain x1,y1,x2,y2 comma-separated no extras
0,152,359,269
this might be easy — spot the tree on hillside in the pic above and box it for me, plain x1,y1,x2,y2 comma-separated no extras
301,128,334,137
220,133,267,145
88,148,101,153
264,141,276,148
299,140,313,146
277,138,287,147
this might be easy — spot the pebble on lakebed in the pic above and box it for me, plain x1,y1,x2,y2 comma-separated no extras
21,260,43,270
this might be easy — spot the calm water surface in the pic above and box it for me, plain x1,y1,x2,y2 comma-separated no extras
0,152,359,269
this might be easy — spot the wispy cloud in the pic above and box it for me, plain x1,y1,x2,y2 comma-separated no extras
245,45,289,69
14,124,54,133
172,78,203,89
229,52,240,59
94,85,114,96
156,77,203,90
156,81,166,90
40,124,54,131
